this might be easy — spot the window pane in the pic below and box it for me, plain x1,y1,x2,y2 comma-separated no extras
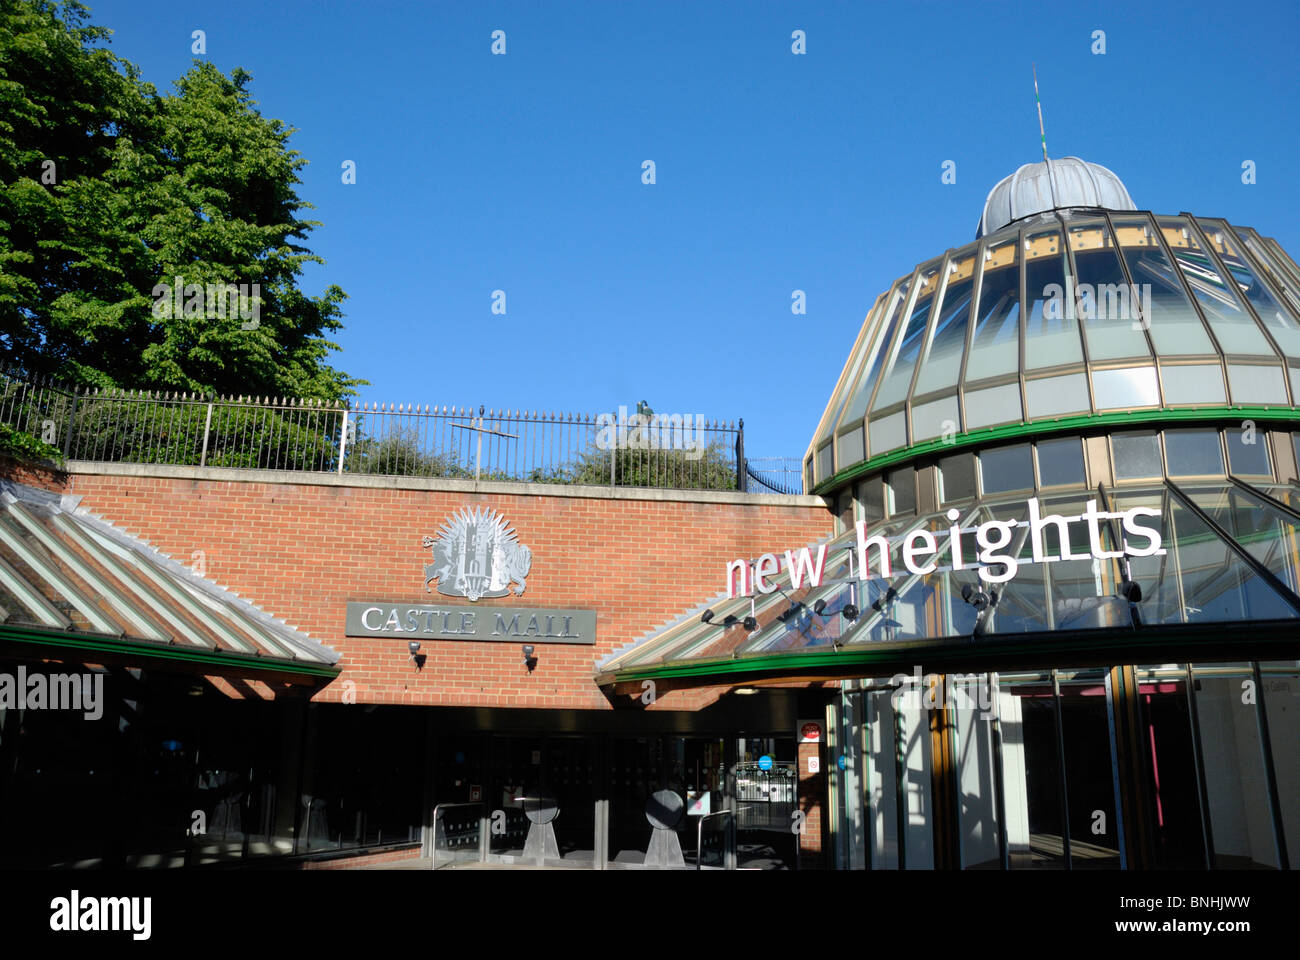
887,467,916,515
939,453,976,502
1091,365,1160,408
963,382,1022,428
873,263,942,411
1227,363,1288,405
868,410,906,456
1161,217,1273,356
1164,428,1224,476
815,293,884,446
839,280,912,430
980,444,1034,494
816,443,834,482
1068,218,1150,360
1112,432,1162,479
1024,228,1084,370
859,475,884,523
1036,437,1085,487
836,425,864,468
1200,221,1300,355
1112,215,1216,356
1225,425,1271,476
967,238,1021,380
914,252,977,396
1160,363,1226,405
1024,373,1089,418
912,395,959,443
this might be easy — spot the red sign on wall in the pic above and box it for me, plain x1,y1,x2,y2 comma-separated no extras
799,721,821,743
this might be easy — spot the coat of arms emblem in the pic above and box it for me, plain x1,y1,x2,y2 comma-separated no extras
422,507,532,601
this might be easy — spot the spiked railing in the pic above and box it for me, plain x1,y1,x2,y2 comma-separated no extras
0,369,753,491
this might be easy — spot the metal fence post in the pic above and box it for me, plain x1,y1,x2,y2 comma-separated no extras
199,401,214,468
736,418,746,492
337,408,349,475
61,389,78,460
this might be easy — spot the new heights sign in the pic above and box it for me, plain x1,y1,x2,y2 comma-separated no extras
726,497,1164,597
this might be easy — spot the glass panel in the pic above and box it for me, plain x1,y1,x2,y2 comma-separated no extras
1200,221,1300,356
816,291,888,445
1003,682,1065,868
1234,226,1300,319
887,466,917,516
1225,424,1271,476
939,453,976,503
1024,373,1089,418
967,238,1021,381
816,443,833,482
1164,428,1224,477
865,691,900,869
1091,365,1160,408
1024,228,1084,370
838,280,912,433
914,251,977,396
911,395,958,443
859,475,885,523
1060,675,1121,868
1259,664,1300,868
963,382,1022,428
1111,215,1216,356
1192,665,1280,868
1112,432,1162,480
836,425,864,468
980,444,1034,494
1068,218,1150,361
1161,217,1274,356
953,674,1002,869
1183,484,1300,594
869,410,906,456
1138,675,1210,868
1160,363,1226,405
873,263,942,412
1226,363,1288,405
1036,437,1085,487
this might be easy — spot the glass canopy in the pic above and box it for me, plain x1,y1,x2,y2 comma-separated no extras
0,483,338,678
595,478,1300,685
809,212,1300,491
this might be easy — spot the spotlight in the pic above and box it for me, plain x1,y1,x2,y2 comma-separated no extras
522,644,537,673
742,615,758,631
408,640,425,671
813,598,828,616
1118,579,1142,603
871,585,898,613
408,641,421,656
842,603,859,622
701,609,715,624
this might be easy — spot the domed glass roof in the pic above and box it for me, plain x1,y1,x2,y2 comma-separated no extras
808,201,1300,493
977,157,1136,238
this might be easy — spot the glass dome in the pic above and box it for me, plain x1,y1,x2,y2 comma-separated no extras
808,175,1300,494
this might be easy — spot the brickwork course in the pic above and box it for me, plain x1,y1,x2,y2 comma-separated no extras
55,465,834,712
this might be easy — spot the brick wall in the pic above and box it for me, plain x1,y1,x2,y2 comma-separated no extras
61,467,833,712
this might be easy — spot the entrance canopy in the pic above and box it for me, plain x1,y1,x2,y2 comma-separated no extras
0,482,339,684
596,477,1300,694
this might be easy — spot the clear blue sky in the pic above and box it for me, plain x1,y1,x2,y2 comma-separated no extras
86,0,1300,459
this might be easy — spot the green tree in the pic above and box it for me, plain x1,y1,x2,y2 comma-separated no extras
0,0,360,402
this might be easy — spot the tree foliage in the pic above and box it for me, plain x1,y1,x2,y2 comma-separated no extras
0,0,360,401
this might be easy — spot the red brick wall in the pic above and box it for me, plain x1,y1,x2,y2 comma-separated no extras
62,470,833,711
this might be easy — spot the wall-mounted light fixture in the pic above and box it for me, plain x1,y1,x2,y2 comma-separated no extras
522,644,537,673
408,640,425,671
961,583,1001,637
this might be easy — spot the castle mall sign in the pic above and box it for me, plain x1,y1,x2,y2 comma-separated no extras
345,506,596,644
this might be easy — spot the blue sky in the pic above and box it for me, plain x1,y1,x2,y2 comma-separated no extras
87,0,1300,460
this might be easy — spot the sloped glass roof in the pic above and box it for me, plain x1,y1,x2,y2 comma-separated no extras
809,211,1300,492
595,479,1300,686
0,482,338,679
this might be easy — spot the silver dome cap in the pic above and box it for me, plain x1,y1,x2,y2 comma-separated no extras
977,157,1135,238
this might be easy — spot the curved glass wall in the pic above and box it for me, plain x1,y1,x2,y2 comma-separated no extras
810,210,1300,489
